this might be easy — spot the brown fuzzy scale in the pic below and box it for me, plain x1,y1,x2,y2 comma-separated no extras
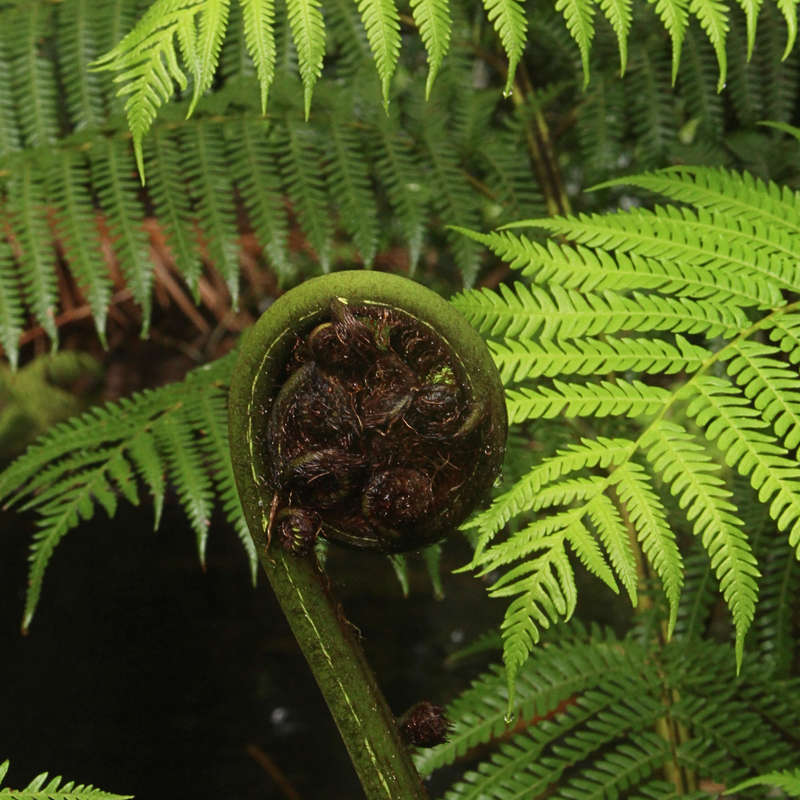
397,701,452,748
263,299,492,554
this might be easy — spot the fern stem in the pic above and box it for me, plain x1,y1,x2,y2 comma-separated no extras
229,271,506,799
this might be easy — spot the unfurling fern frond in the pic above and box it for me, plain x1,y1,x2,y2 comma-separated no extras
454,164,800,699
0,351,255,632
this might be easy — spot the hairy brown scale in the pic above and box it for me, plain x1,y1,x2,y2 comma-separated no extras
264,298,491,555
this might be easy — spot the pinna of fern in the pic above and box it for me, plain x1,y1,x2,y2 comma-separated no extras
414,621,800,799
451,161,800,710
92,0,800,176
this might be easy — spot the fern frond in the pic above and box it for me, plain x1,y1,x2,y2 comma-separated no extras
8,166,58,347
522,205,800,293
285,0,325,117
93,0,204,176
555,0,594,85
0,352,253,631
491,536,578,708
8,4,59,148
643,418,759,666
505,379,671,423
182,121,241,305
373,111,426,271
58,0,106,130
467,436,637,549
239,0,276,112
688,0,729,90
609,167,800,241
725,341,800,451
482,0,528,93
278,115,333,272
91,138,154,333
325,105,379,267
457,227,781,307
188,0,231,114
410,0,451,96
611,462,683,634
600,0,633,73
422,114,482,286
355,0,400,105
0,243,24,371
227,116,291,281
144,126,203,296
552,731,672,800
415,630,653,774
648,0,688,82
490,335,708,384
729,769,800,797
673,544,717,640
451,282,745,341
49,150,113,346
688,375,800,551
0,758,133,800
586,491,638,604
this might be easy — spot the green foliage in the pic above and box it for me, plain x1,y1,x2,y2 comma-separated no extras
0,350,255,632
414,623,800,799
729,769,800,797
0,760,132,800
455,164,800,707
0,351,101,462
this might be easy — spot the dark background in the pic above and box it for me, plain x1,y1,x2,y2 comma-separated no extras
0,500,505,800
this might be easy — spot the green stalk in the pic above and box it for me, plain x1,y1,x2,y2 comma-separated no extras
228,271,506,800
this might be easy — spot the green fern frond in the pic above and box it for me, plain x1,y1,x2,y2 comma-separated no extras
0,243,24,371
49,150,113,347
611,462,683,634
58,0,107,130
325,102,379,267
729,769,800,798
556,0,595,85
456,227,781,307
227,116,291,281
239,0,276,111
92,0,204,176
285,0,325,116
355,0,401,105
587,490,638,603
0,758,133,800
410,0,451,96
182,121,241,306
599,0,632,72
145,126,203,296
688,0,729,90
505,379,671,423
8,4,59,149
553,731,672,800
643,417,759,666
189,0,231,114
277,114,333,272
648,0,688,82
688,376,800,551
91,138,154,333
0,352,253,632
673,545,717,640
489,335,708,384
467,436,637,549
451,282,745,340
482,0,528,93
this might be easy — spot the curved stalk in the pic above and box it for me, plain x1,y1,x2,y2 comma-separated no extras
228,271,506,799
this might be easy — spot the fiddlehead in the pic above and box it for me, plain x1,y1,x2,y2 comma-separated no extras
228,271,506,800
